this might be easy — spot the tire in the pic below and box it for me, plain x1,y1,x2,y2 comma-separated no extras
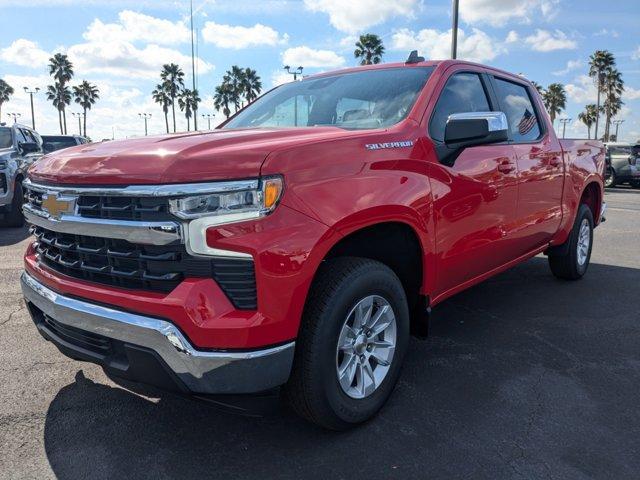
0,181,25,228
604,168,616,188
548,204,594,280
284,257,409,430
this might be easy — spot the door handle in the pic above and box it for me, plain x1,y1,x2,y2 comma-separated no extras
497,160,515,174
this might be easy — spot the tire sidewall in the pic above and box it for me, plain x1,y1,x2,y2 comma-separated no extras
572,204,594,277
315,264,409,425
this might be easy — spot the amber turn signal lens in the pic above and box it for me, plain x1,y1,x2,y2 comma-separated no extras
263,178,283,210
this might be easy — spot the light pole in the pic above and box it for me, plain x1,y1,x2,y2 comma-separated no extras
613,119,625,141
7,113,21,124
283,66,304,126
201,113,215,130
138,113,152,136
23,86,40,130
71,112,84,135
451,0,459,59
559,118,572,139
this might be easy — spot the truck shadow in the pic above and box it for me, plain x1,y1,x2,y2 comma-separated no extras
0,225,30,246
42,257,640,480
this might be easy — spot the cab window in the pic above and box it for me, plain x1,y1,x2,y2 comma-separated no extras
493,78,542,142
429,73,491,143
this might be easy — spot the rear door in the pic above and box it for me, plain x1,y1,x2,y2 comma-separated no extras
491,76,564,253
427,68,520,296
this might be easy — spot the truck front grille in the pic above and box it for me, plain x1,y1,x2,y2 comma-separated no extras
32,226,257,308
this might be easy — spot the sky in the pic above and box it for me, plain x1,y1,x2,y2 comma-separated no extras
0,0,639,141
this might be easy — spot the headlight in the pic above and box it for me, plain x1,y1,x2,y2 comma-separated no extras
169,176,283,222
172,176,284,258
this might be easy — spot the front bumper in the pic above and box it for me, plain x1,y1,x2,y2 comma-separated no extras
21,272,295,394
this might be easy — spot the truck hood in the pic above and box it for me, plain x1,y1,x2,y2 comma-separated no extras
28,127,361,185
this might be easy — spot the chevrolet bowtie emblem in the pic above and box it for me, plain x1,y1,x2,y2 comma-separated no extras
41,193,74,218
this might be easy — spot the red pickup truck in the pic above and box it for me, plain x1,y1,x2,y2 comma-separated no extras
21,58,605,430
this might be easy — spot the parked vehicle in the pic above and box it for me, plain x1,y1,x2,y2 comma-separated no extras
41,134,89,154
0,123,42,227
604,142,640,188
21,58,605,429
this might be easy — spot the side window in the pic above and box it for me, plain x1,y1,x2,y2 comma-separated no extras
493,78,541,142
429,73,491,143
14,128,28,144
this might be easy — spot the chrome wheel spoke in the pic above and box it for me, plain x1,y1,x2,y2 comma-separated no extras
362,360,376,395
354,296,373,329
371,339,393,349
338,354,358,390
370,352,391,366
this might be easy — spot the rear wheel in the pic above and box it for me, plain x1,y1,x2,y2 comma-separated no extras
284,257,409,430
548,204,594,280
0,181,25,228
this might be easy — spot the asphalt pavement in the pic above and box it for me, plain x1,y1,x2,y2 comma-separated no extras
1,187,639,480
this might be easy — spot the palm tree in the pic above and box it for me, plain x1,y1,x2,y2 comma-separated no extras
589,50,615,140
241,68,262,104
543,83,566,126
226,66,246,111
0,79,14,123
48,53,74,134
354,34,385,65
72,80,99,137
602,68,624,142
152,83,171,134
578,104,599,139
160,63,185,133
46,82,71,134
178,89,201,131
213,82,233,119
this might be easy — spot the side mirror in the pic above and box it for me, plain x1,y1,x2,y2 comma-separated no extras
440,112,509,165
19,141,40,154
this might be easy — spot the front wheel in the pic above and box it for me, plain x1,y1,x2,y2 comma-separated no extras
0,181,25,228
284,257,409,430
604,168,616,188
548,204,594,280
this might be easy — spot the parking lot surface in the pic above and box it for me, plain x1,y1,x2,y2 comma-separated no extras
1,188,639,480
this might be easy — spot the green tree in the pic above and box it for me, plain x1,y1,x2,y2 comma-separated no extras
602,68,624,142
588,50,615,140
178,88,201,131
72,80,99,137
160,63,185,133
578,104,599,139
241,68,262,104
0,79,14,123
543,83,567,126
354,34,385,65
152,83,172,134
48,53,74,134
213,82,233,119
46,82,72,135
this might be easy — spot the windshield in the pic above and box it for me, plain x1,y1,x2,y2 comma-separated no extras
0,128,12,149
42,136,77,152
608,145,632,156
224,67,435,130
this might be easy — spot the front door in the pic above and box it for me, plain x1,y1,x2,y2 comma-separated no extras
426,70,520,297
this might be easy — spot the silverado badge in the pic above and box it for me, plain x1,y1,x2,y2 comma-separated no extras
41,193,75,218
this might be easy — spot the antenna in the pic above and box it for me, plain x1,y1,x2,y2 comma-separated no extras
405,50,425,64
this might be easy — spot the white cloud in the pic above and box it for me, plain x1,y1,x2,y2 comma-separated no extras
460,0,558,27
201,21,287,49
593,28,619,38
626,86,640,101
505,30,519,43
0,39,50,68
552,59,583,76
524,29,577,52
303,0,417,33
270,71,295,87
565,75,597,103
282,46,345,68
83,11,190,45
392,28,502,63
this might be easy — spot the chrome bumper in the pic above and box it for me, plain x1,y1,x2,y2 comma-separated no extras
21,272,294,394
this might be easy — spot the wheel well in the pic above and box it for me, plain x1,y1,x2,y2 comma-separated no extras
324,222,426,327
580,182,601,221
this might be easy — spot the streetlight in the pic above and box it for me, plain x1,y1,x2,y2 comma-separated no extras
7,113,21,124
283,66,304,126
283,65,303,81
71,112,84,136
559,118,572,139
23,86,40,130
451,0,459,59
138,113,152,136
201,113,215,130
613,119,625,141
